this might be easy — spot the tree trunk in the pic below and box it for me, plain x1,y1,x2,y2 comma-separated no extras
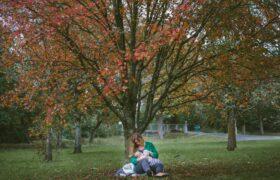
89,129,94,144
235,120,238,135
89,117,103,144
123,127,134,160
56,128,63,149
45,128,52,161
73,122,82,153
260,118,264,135
227,109,237,151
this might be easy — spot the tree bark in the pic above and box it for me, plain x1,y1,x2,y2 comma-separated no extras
45,128,52,161
123,127,134,160
227,109,237,151
73,122,82,153
235,120,238,135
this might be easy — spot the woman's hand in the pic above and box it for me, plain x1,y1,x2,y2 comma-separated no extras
143,150,153,157
137,155,146,161
134,151,141,157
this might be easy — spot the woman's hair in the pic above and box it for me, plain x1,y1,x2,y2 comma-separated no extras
131,132,144,152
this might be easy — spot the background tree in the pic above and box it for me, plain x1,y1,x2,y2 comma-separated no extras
0,24,34,144
250,81,280,135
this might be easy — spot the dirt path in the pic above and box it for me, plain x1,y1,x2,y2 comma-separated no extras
199,132,280,141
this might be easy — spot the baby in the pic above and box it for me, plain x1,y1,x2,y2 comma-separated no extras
134,149,162,166
134,149,167,177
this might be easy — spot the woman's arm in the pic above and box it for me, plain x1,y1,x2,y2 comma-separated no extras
129,156,138,165
146,142,159,158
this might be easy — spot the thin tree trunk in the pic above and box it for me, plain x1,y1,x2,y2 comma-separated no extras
89,115,102,144
89,122,101,143
56,128,63,149
45,128,52,161
227,109,237,151
74,122,82,153
89,129,94,144
260,118,264,135
235,120,238,135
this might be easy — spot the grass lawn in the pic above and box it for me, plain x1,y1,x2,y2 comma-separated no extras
0,134,280,179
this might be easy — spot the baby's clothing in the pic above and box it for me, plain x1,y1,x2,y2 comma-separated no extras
137,149,162,166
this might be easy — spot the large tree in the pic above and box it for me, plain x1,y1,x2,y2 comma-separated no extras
2,0,279,157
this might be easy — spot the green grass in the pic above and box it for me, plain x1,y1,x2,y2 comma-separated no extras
0,134,280,179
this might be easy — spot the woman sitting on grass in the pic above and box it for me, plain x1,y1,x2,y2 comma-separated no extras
129,133,167,177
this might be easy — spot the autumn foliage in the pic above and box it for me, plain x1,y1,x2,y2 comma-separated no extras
1,0,279,156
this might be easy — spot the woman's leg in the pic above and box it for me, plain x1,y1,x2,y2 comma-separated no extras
134,163,144,174
115,168,125,176
134,159,152,175
151,163,164,174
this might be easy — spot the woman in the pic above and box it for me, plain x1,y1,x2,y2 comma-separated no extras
129,133,166,176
